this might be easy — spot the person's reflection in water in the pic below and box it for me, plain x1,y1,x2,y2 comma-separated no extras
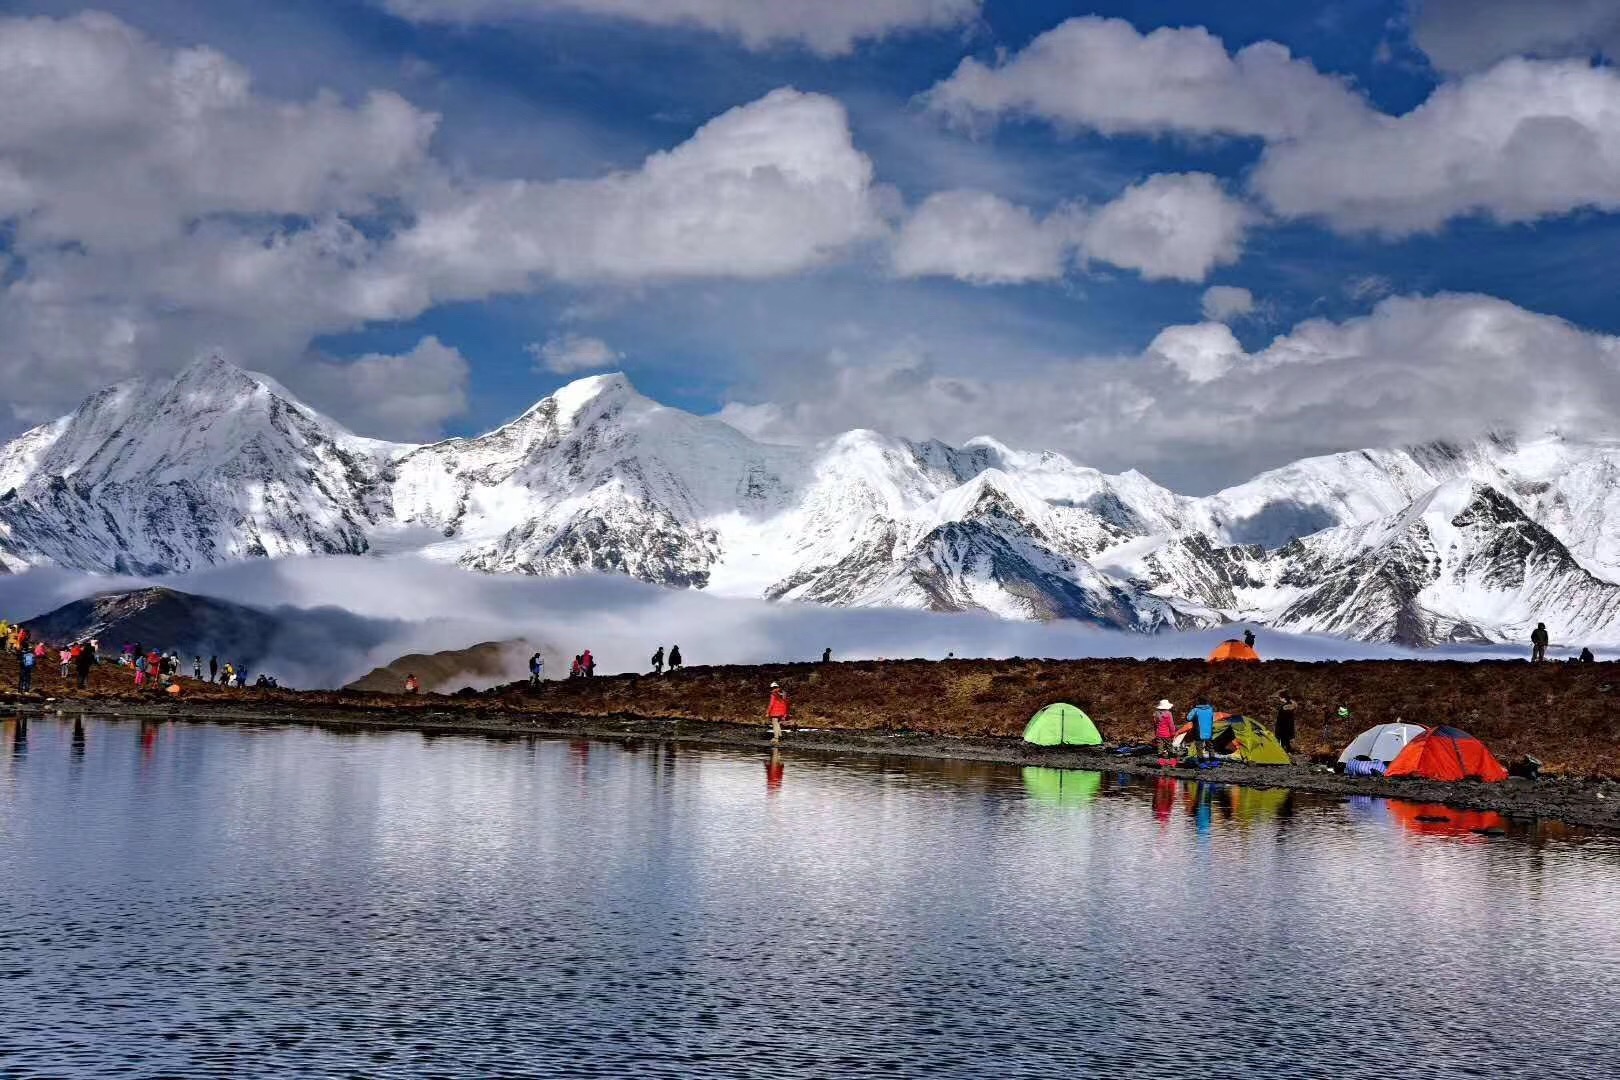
4,716,24,763
765,749,785,793
569,739,590,789
71,718,86,761
1152,776,1177,827
139,719,158,760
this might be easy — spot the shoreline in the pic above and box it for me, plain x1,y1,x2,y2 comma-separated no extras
14,697,1620,832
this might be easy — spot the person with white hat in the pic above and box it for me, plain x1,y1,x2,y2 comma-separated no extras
1154,698,1176,756
766,681,791,744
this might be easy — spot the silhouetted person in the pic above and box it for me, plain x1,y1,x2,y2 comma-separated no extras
1243,628,1256,648
74,644,94,690
651,646,665,675
529,652,543,686
1274,690,1297,754
1531,622,1549,662
668,645,682,671
1580,647,1596,663
821,647,831,663
209,655,218,682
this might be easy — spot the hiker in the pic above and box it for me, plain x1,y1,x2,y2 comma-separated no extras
570,654,583,678
651,646,664,675
1274,690,1298,754
404,673,420,694
18,646,34,692
529,652,544,685
1153,699,1176,756
1186,702,1216,760
1531,622,1549,662
193,656,202,680
74,644,93,690
1243,628,1256,649
1580,647,1596,663
766,681,790,744
209,655,219,682
222,662,235,687
58,646,71,679
582,649,596,678
134,652,149,688
668,645,682,671
821,647,832,664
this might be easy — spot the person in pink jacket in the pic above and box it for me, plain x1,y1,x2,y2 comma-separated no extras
1154,699,1177,756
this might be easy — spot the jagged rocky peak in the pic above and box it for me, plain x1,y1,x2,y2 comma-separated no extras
6,362,1620,644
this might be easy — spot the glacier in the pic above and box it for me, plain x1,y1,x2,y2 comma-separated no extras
4,354,1620,647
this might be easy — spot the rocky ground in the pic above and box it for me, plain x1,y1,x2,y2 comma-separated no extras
4,655,1618,829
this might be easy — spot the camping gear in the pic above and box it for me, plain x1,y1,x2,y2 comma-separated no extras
1385,726,1508,783
1338,723,1427,773
1022,703,1102,747
1208,640,1261,662
1209,716,1291,764
1021,767,1102,806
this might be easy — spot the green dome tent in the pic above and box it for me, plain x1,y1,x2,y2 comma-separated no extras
1022,767,1103,806
1022,703,1102,747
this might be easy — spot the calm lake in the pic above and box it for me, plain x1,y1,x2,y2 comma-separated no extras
1,716,1617,1078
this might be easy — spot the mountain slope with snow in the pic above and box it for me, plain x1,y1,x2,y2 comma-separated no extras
5,359,1620,645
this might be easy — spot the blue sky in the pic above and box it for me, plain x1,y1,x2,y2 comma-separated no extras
4,0,1620,490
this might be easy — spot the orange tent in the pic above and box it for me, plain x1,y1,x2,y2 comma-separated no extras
1208,639,1260,662
1385,726,1507,783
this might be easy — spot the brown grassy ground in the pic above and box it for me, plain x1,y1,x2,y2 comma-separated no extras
4,655,1618,777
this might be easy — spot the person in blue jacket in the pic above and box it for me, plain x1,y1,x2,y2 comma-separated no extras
1186,702,1216,761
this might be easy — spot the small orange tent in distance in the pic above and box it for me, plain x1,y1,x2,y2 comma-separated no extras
1208,639,1260,662
1385,726,1508,783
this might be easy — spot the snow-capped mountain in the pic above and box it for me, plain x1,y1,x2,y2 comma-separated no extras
5,356,1620,647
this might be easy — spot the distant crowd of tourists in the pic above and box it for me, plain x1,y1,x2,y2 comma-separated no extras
2,618,278,695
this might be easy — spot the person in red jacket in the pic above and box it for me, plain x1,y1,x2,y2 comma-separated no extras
766,681,790,744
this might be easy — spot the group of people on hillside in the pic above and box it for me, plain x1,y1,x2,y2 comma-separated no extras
11,634,97,692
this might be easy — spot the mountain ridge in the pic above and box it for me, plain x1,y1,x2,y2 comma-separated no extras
4,357,1620,647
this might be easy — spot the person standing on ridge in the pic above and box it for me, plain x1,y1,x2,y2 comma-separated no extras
651,646,664,675
821,647,832,664
582,649,596,678
766,682,790,744
404,673,420,694
193,656,202,680
1274,690,1298,754
209,655,219,683
529,652,543,686
668,645,682,672
18,645,34,692
1531,622,1550,662
74,643,93,690
1243,628,1256,649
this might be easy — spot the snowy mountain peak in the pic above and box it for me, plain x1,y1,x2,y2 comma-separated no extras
7,365,1620,645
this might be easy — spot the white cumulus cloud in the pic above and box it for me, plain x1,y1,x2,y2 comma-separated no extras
1254,57,1620,235
1201,285,1256,322
530,333,624,374
892,173,1252,285
926,15,1367,140
378,0,982,56
295,336,471,441
1411,0,1620,73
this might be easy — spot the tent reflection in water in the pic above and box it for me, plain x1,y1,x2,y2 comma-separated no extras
1021,703,1102,747
1022,767,1103,806
1388,801,1509,837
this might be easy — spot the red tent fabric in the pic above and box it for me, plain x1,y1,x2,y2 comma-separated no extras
1385,726,1508,783
1208,640,1260,662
